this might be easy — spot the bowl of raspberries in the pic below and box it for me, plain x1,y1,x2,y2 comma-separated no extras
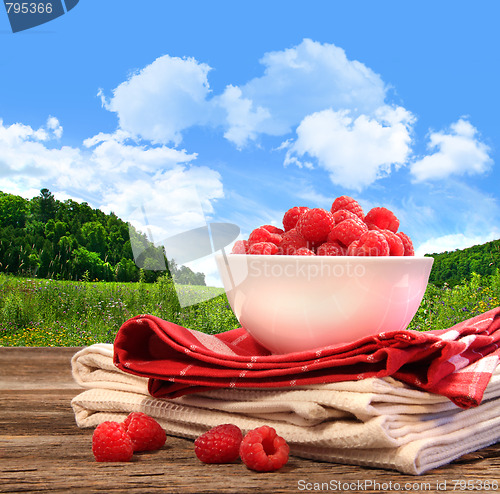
215,196,434,354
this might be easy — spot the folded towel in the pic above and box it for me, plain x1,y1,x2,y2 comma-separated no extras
72,343,500,475
113,307,500,408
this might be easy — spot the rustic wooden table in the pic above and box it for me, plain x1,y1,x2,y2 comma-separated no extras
1,347,500,494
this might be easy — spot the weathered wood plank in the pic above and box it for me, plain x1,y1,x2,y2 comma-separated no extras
1,347,500,493
0,346,82,389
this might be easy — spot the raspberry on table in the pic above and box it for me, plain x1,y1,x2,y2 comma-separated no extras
194,424,243,464
317,241,346,256
329,218,368,247
356,230,390,256
296,208,335,244
123,412,166,452
364,207,400,233
231,240,249,254
248,227,282,246
397,232,415,256
248,242,279,255
239,426,290,472
278,228,309,255
330,196,364,220
283,206,310,232
92,421,134,462
381,230,404,256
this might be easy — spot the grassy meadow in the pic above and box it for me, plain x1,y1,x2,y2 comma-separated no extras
0,273,239,346
0,270,499,347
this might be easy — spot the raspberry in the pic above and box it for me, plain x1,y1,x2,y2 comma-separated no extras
231,240,249,254
397,232,415,256
278,228,309,255
92,422,133,462
381,230,404,256
260,224,285,235
331,196,364,220
239,426,290,472
283,206,310,232
329,218,368,247
332,209,364,226
194,424,243,464
347,240,360,256
248,242,278,255
356,231,390,256
296,208,335,243
123,412,166,452
295,247,315,256
317,241,346,256
364,207,399,233
248,227,282,246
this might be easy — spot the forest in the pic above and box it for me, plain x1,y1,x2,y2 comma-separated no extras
0,189,206,285
426,239,500,287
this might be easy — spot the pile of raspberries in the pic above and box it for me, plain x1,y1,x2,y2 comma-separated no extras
232,195,414,257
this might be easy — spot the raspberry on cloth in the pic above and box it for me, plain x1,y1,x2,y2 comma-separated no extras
113,307,500,409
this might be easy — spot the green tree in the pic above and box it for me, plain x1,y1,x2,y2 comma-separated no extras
73,247,106,280
81,221,107,258
116,258,140,282
0,193,28,228
32,188,57,223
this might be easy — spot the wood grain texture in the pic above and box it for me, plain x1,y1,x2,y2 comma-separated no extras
1,347,500,493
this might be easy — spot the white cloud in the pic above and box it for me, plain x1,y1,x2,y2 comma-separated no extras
102,55,213,145
46,116,63,139
416,231,500,256
83,132,224,239
410,118,492,182
100,174,222,240
284,105,414,190
216,38,387,146
0,117,85,191
94,40,418,192
216,85,271,148
84,131,197,174
99,39,389,149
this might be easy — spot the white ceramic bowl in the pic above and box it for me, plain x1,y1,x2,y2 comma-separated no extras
215,253,434,354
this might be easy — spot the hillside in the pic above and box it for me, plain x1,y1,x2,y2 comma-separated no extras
426,238,500,287
0,189,205,285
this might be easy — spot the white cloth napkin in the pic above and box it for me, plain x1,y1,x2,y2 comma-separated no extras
71,344,500,475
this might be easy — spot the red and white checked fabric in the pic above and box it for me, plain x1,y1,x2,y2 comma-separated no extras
113,307,500,409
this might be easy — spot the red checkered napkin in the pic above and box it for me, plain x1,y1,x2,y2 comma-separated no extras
113,307,500,409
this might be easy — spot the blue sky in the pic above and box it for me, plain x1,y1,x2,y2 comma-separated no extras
1,1,499,285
